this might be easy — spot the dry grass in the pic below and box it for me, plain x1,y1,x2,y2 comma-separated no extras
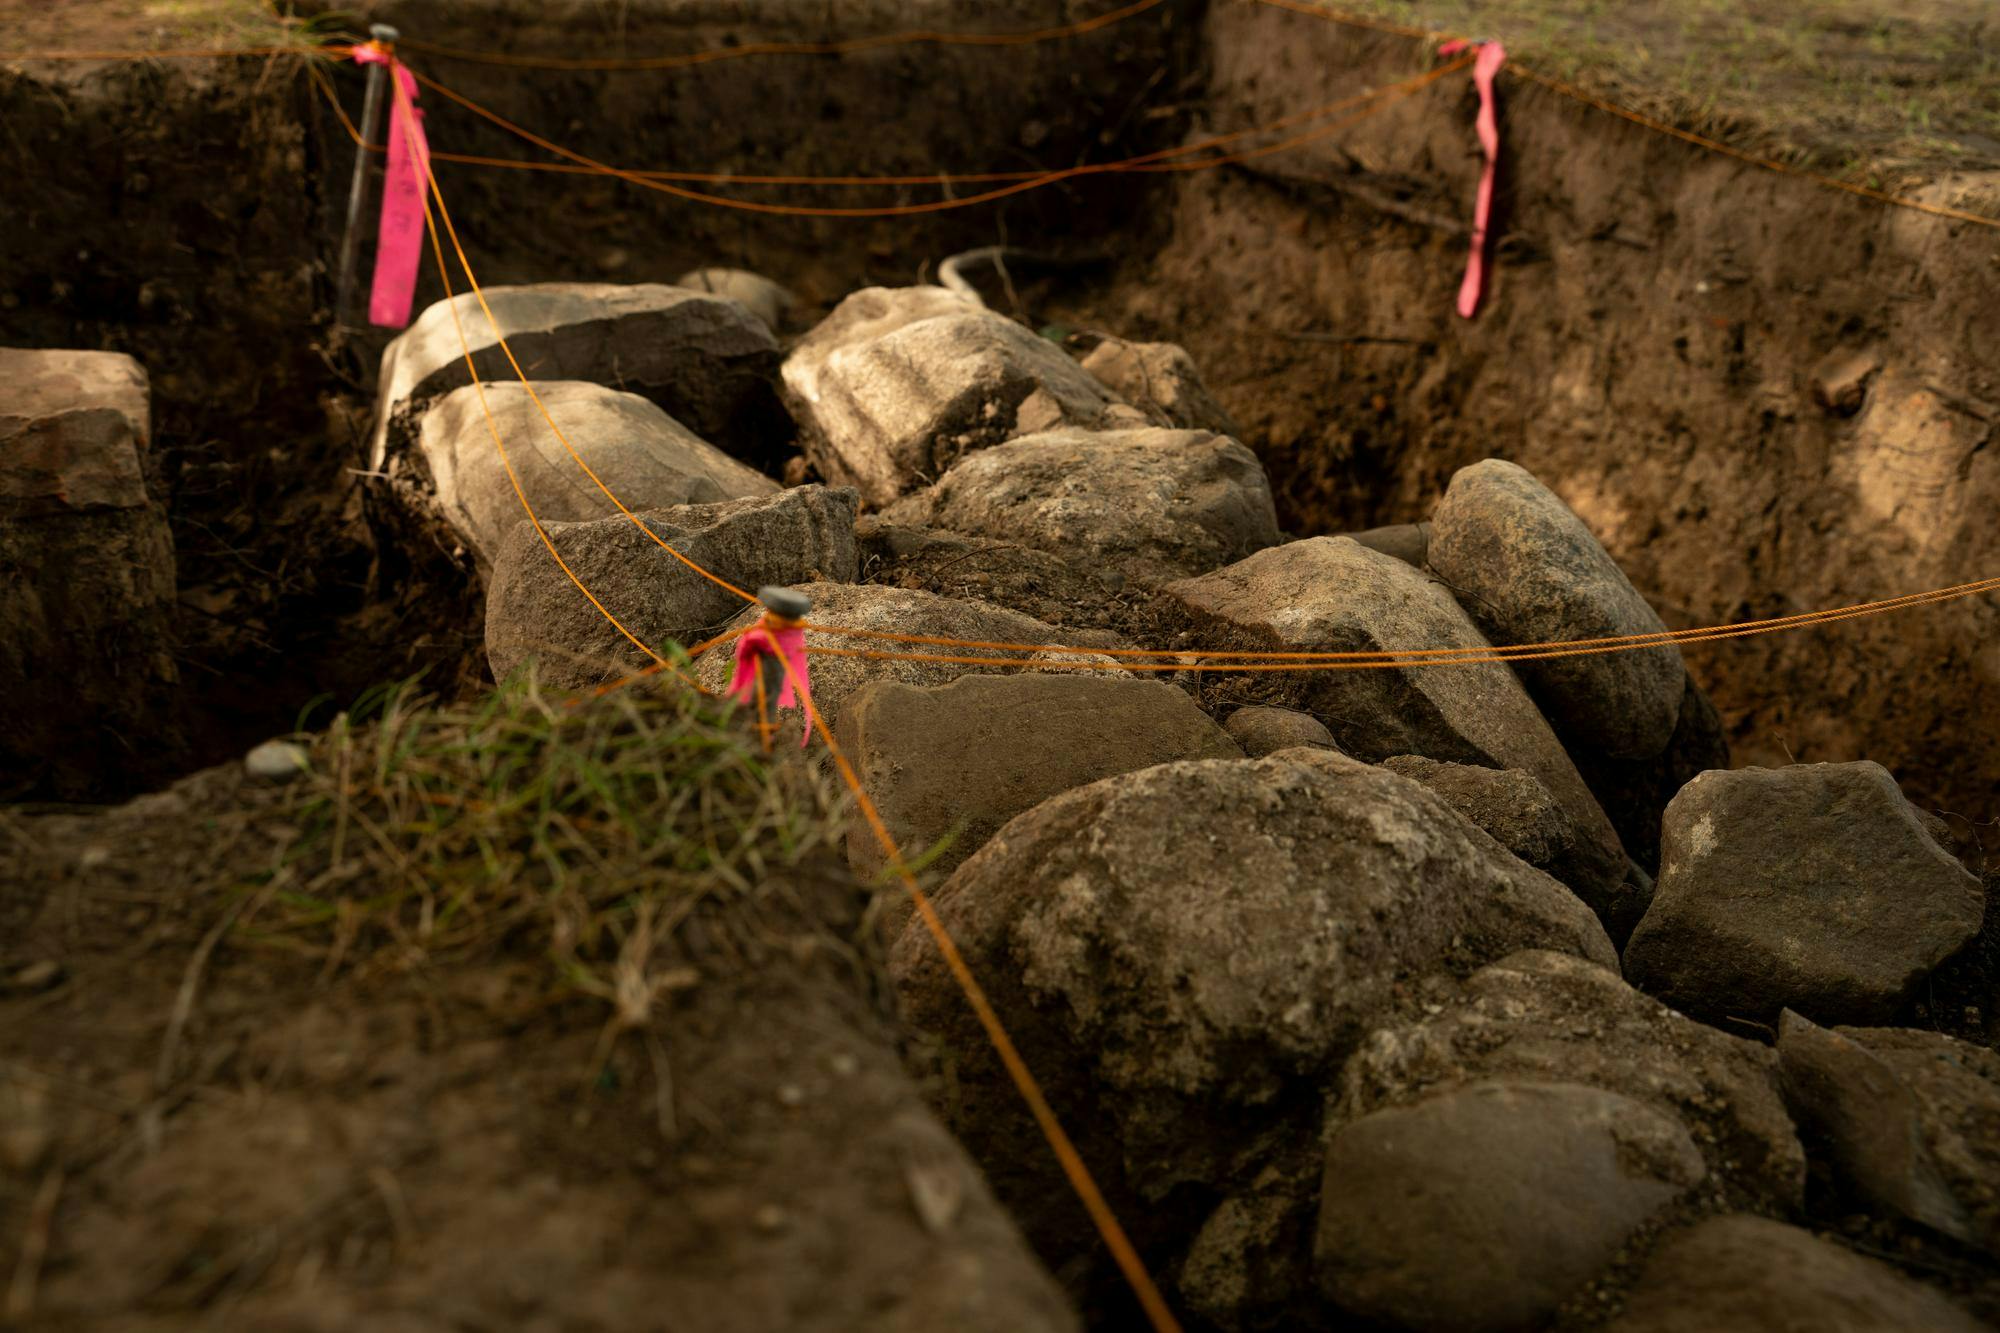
232,668,852,1032
1282,0,2000,189
0,0,352,58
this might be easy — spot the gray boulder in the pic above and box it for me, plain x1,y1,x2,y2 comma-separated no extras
484,485,858,689
891,749,1615,1275
1603,1215,1988,1333
1180,947,1801,1331
855,517,1132,634
1340,951,1806,1208
1778,1012,2000,1256
673,266,797,334
1166,536,1634,929
836,675,1240,886
0,348,181,798
1078,336,1239,436
691,582,1123,729
1380,756,1646,943
782,287,1130,506
418,381,777,568
1623,762,1985,1025
880,428,1280,586
1224,705,1338,757
1428,459,1685,760
1315,1081,1706,1333
371,283,786,471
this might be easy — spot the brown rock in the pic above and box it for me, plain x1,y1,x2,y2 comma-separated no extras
1224,705,1338,757
1604,1215,1987,1333
1316,1081,1705,1333
1078,336,1239,436
836,673,1240,886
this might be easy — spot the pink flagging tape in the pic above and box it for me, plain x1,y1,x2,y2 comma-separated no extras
1438,39,1506,317
353,44,430,328
728,618,814,747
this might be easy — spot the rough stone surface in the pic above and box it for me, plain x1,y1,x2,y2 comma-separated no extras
1603,1215,1988,1333
0,348,181,799
1224,705,1338,757
1810,346,1882,416
1342,951,1806,1209
674,266,796,334
880,428,1279,586
1315,1081,1705,1333
837,675,1240,885
371,283,787,471
1575,671,1732,875
1380,756,1645,943
1078,336,1239,436
1623,762,1985,1026
892,749,1615,1270
485,486,858,689
1779,1012,2000,1256
855,518,1131,634
1166,536,1634,928
693,582,1123,729
782,287,1129,506
1429,459,1686,760
418,381,778,568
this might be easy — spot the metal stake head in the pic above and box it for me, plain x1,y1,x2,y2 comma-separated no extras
369,24,400,43
757,586,812,621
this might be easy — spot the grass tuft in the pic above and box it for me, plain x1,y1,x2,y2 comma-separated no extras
236,669,852,1028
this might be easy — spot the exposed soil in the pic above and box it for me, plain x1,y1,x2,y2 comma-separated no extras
5,0,2000,1326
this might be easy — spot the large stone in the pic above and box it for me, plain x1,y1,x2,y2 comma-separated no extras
1224,705,1338,757
692,582,1124,729
837,674,1240,885
1603,1215,1988,1333
1166,536,1634,929
880,428,1280,586
674,266,796,335
1341,951,1806,1209
1078,336,1239,436
782,287,1130,506
855,518,1131,634
1575,670,1732,874
1380,756,1645,944
0,348,180,799
1428,459,1685,760
1778,1012,2000,1256
485,485,858,689
417,381,778,568
1315,1081,1705,1333
891,749,1615,1272
370,283,787,471
1623,762,1985,1026
1179,948,1800,1331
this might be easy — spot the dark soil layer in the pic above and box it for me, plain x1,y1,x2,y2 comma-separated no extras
1056,3,2000,823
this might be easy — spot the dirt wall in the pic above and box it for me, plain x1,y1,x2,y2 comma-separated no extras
1079,3,2000,820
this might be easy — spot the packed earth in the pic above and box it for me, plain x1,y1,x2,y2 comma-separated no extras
3,1,1999,1330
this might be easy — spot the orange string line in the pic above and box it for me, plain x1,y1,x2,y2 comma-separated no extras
1245,0,2000,229
405,58,1465,217
799,574,2000,659
399,0,1167,70
796,576,2000,673
324,53,1452,188
763,628,1182,1333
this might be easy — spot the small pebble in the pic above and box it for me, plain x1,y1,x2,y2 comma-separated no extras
753,1204,788,1233
244,739,310,782
828,1052,859,1077
776,1084,805,1108
8,961,62,993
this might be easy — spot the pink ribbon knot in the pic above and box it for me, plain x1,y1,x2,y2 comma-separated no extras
727,617,814,748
